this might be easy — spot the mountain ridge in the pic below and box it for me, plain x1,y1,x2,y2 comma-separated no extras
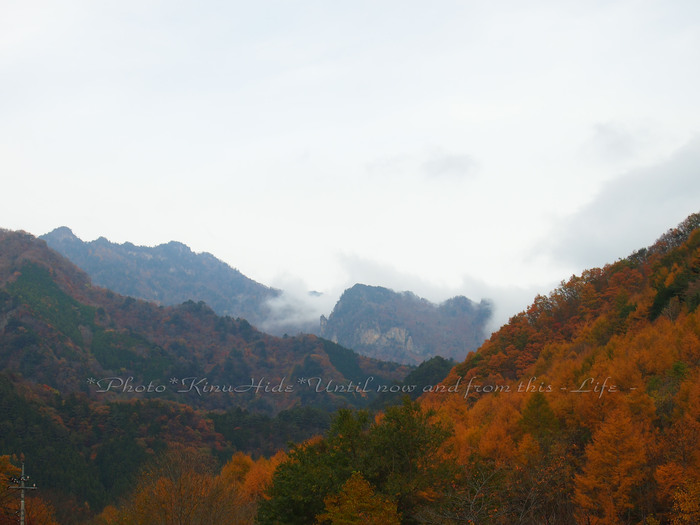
41,227,492,363
41,226,281,330
2,214,700,524
1,228,409,414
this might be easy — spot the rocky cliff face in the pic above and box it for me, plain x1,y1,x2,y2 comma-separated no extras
320,284,492,365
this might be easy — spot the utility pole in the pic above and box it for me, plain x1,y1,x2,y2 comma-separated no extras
9,455,37,525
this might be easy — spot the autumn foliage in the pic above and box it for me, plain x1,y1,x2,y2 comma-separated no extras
258,213,700,524
413,213,700,524
317,472,401,524
94,447,285,525
2,213,700,524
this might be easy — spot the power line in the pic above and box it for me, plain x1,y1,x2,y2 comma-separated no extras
8,456,36,525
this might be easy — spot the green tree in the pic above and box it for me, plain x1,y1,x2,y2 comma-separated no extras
518,392,559,446
257,400,453,525
256,410,370,525
363,398,454,522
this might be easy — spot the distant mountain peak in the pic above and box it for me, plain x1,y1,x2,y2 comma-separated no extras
40,228,280,327
46,226,79,242
320,283,492,365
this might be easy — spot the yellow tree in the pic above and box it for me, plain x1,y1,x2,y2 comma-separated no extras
239,450,287,503
215,450,285,525
24,496,59,525
670,481,700,525
575,407,650,524
316,472,400,525
119,448,235,525
219,451,254,489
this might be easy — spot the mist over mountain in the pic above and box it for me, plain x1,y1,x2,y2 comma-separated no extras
0,228,411,520
258,213,700,524
1,229,408,414
42,227,493,364
2,213,699,524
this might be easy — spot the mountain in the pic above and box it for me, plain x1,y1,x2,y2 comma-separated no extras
41,228,493,363
254,212,700,524
40,227,280,331
320,284,492,364
5,213,700,524
0,228,413,521
0,229,408,414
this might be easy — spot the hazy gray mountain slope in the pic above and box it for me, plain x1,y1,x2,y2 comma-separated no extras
41,227,279,329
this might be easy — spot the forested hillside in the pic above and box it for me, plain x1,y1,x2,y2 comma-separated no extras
0,229,407,413
3,213,700,524
247,213,700,524
0,229,409,523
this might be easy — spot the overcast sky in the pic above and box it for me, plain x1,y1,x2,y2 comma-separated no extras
2,1,699,330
